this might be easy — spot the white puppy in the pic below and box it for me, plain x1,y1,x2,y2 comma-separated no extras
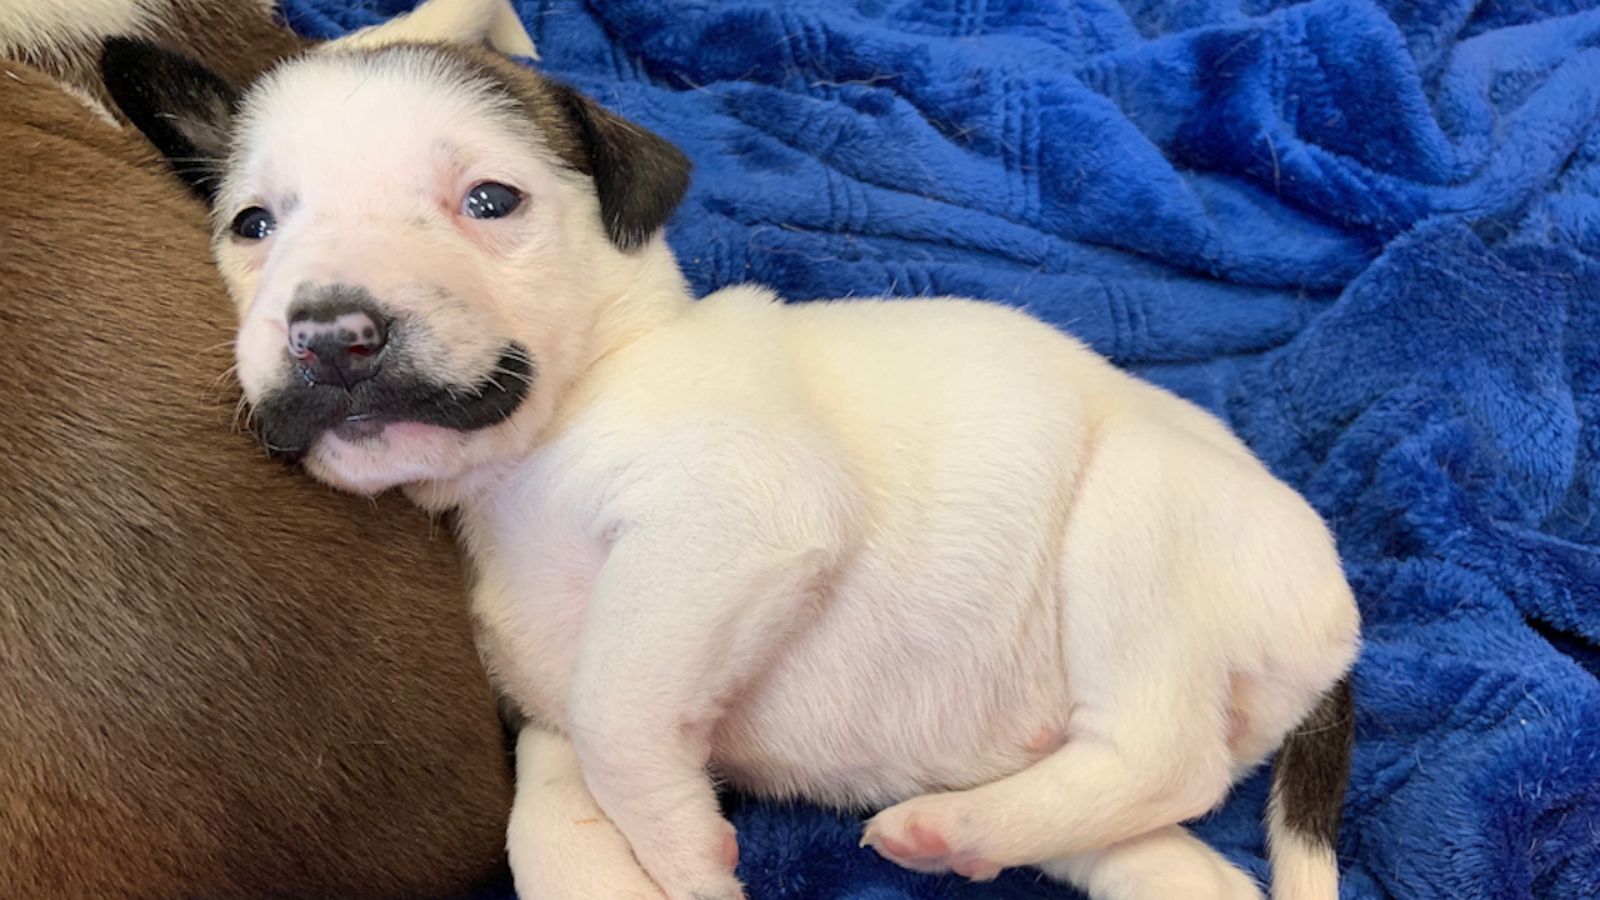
106,19,1360,900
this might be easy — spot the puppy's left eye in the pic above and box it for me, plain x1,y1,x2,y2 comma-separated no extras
230,206,276,241
462,182,522,220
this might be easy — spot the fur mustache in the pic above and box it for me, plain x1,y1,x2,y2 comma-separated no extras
248,342,534,459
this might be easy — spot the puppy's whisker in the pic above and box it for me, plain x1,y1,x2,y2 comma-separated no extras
204,365,241,406
489,361,534,386
230,395,252,434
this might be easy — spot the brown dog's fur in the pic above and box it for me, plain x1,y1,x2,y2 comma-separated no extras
0,6,513,898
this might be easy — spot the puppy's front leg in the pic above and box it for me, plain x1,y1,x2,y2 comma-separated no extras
567,530,833,900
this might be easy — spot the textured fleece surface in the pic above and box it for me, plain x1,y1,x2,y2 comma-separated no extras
280,2,1600,898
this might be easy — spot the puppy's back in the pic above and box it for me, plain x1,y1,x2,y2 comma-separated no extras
0,61,512,899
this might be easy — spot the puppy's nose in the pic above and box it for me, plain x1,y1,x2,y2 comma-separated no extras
286,287,389,389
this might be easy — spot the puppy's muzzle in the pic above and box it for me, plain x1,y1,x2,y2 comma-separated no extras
287,287,389,389
247,282,533,459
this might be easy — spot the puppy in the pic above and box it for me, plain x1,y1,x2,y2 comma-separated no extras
107,32,1361,900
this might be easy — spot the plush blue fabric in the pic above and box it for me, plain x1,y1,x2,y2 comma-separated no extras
279,2,1600,897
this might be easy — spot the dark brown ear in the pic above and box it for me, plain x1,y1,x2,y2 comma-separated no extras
100,37,239,204
549,84,690,252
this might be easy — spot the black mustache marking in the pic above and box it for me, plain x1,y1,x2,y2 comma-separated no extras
250,342,534,460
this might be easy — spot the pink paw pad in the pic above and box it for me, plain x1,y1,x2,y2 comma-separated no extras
866,813,1003,882
875,815,950,862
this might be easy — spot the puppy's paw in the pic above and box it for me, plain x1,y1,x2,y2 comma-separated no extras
616,819,745,900
507,809,667,900
664,855,745,900
862,793,1003,881
1213,862,1265,900
1092,852,1262,900
676,872,746,900
1039,826,1264,900
1125,836,1263,900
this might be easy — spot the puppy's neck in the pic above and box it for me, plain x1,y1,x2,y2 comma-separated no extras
582,235,694,366
404,235,692,512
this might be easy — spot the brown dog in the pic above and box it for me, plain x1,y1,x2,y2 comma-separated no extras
0,3,514,897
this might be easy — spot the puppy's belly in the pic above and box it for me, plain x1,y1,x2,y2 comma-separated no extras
709,573,1071,810
471,509,1075,811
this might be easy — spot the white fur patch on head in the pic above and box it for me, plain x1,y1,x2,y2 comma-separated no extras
223,46,552,224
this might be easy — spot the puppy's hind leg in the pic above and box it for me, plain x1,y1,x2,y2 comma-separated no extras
864,423,1253,892
860,644,1242,887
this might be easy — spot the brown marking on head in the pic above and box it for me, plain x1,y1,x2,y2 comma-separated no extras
439,44,690,249
292,41,692,251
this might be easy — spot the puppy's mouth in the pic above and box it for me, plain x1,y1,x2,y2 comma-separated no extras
248,342,534,460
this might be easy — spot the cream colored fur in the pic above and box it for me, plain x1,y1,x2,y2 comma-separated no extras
0,0,534,122
0,0,200,119
332,0,536,58
0,0,204,58
0,0,530,58
209,23,1360,900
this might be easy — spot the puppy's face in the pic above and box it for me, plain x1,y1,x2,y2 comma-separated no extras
104,41,689,495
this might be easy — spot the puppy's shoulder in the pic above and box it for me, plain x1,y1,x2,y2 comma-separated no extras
552,286,854,500
579,284,802,420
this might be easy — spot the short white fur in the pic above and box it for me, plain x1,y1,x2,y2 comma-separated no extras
210,18,1361,900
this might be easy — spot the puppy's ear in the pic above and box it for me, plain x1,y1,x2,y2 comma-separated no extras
551,86,691,252
332,0,538,59
100,38,239,204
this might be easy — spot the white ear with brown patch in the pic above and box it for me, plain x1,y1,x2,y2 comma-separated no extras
330,0,538,59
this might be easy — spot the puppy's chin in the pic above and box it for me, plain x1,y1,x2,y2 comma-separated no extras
303,421,473,495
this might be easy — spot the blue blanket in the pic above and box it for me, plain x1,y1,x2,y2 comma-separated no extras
281,2,1600,897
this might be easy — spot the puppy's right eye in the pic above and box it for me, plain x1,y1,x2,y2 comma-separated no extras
462,182,522,220
230,206,276,241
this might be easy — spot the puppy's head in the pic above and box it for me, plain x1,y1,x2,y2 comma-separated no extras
102,37,689,496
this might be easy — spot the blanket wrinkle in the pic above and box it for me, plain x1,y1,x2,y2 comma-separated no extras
280,2,1600,897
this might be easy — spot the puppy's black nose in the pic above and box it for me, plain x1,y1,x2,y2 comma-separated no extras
286,287,389,389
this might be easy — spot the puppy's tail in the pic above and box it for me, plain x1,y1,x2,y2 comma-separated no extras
1265,676,1354,900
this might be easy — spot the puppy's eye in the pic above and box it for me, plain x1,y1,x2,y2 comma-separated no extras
230,206,276,241
462,182,522,220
